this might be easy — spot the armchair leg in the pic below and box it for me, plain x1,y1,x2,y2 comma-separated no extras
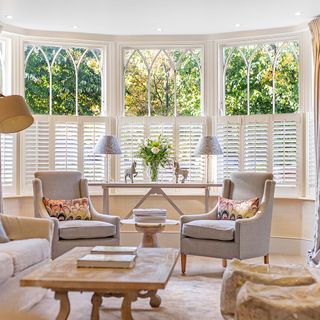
264,254,269,264
181,253,187,275
222,259,227,268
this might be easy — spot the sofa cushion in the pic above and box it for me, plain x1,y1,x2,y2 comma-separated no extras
182,220,235,241
0,252,14,284
0,239,50,274
58,220,116,240
0,221,9,243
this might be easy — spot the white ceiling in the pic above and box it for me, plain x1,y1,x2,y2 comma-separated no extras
0,0,319,35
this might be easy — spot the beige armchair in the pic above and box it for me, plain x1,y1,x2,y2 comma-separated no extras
33,171,120,259
180,172,275,273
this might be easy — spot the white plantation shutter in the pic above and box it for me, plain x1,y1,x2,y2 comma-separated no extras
216,114,300,194
1,133,16,194
272,116,299,187
177,118,206,182
216,117,241,183
118,118,145,182
83,119,108,183
118,117,206,183
244,116,269,172
149,120,174,182
21,118,50,191
54,121,78,171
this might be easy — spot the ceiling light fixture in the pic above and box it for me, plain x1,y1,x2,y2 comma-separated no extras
156,27,162,32
5,15,13,19
72,25,78,29
235,23,241,28
294,11,301,16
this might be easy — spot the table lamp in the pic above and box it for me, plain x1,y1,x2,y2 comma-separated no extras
195,136,223,183
0,94,34,212
94,135,122,182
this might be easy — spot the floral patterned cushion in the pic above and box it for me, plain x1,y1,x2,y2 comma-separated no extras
217,196,259,220
43,197,91,221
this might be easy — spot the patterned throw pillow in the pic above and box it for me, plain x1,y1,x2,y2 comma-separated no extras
217,196,259,220
43,197,91,221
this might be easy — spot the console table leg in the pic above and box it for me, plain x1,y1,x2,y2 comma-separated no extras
91,293,103,320
54,291,70,320
121,292,137,320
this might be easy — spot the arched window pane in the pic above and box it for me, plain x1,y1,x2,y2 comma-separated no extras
150,50,174,116
0,43,4,93
78,50,102,116
224,48,247,115
176,50,201,116
249,47,273,114
52,49,76,115
24,46,50,115
275,43,299,114
124,51,148,116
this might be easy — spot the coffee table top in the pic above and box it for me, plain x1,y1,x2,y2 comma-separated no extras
21,247,179,291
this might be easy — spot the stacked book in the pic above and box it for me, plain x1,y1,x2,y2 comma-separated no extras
133,208,167,223
77,246,137,269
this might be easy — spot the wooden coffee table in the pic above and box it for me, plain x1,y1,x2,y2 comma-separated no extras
20,247,178,320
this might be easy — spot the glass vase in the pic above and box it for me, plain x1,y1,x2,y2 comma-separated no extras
149,164,159,182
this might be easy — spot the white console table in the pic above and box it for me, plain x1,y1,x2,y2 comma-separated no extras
90,182,222,219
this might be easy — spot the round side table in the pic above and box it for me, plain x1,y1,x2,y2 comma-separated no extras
121,219,179,248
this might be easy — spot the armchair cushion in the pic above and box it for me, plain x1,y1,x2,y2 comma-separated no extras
0,239,50,274
43,197,91,221
58,220,116,240
182,220,235,241
217,196,259,220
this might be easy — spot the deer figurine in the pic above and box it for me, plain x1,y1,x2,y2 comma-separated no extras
125,161,138,183
174,161,188,183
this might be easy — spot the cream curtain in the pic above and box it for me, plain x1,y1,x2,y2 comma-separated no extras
309,18,320,265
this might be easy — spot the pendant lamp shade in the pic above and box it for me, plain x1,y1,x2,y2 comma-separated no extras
0,95,34,133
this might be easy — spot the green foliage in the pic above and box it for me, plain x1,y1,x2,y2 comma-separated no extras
124,49,201,117
24,45,102,116
224,42,299,115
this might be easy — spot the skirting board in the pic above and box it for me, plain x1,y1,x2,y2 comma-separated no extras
120,231,313,257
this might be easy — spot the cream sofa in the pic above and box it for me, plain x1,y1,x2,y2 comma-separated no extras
0,214,54,312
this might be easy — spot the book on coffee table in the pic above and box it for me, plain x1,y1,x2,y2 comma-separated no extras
77,254,136,269
91,246,137,255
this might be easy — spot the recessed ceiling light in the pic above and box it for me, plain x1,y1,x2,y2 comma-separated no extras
72,25,79,29
294,11,301,16
5,15,13,19
235,23,241,28
156,27,162,32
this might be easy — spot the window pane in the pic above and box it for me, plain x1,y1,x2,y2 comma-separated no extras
124,48,202,116
249,47,273,114
25,46,50,115
150,50,174,116
0,42,3,93
176,50,201,116
124,50,148,116
78,50,102,116
224,48,247,115
52,49,76,115
275,43,299,114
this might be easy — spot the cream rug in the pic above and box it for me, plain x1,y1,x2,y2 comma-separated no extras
30,255,304,320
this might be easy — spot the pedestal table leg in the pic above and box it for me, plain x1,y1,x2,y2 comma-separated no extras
121,292,138,320
54,291,70,320
91,293,103,320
